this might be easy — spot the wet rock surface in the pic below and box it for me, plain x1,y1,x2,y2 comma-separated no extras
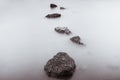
70,36,84,45
60,7,66,10
44,52,76,79
55,27,71,35
50,4,57,8
46,13,61,18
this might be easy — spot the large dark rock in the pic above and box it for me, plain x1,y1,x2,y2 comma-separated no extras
54,27,71,35
70,36,84,45
44,52,76,79
50,4,57,8
46,13,61,18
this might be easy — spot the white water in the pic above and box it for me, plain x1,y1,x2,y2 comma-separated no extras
0,0,120,80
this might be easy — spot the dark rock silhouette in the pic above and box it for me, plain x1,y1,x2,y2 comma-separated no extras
44,52,76,79
55,27,71,35
70,36,84,45
60,7,66,10
50,4,57,8
46,13,61,18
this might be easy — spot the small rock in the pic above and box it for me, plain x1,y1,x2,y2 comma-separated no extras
46,13,61,18
55,27,71,35
44,52,76,79
70,36,84,45
60,7,66,10
50,4,57,8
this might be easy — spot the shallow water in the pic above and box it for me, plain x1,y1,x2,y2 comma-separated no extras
0,0,120,80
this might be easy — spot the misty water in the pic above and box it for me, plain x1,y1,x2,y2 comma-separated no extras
0,0,120,80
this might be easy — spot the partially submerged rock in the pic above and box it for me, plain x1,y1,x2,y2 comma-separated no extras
60,7,66,10
50,4,57,8
44,52,76,79
70,36,84,45
46,13,61,18
55,27,71,35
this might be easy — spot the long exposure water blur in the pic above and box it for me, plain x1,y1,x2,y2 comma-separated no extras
0,0,120,80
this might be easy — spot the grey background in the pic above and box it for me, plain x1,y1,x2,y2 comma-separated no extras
0,0,120,80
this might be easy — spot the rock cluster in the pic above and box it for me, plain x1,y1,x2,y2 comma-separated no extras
55,27,71,35
44,2,85,79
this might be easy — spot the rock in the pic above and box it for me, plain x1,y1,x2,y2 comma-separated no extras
50,4,57,8
60,7,66,10
70,36,84,45
55,27,71,35
46,13,61,18
44,52,76,79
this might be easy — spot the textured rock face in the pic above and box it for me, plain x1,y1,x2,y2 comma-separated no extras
54,27,71,35
46,13,61,18
70,36,84,45
50,4,57,8
44,52,76,79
